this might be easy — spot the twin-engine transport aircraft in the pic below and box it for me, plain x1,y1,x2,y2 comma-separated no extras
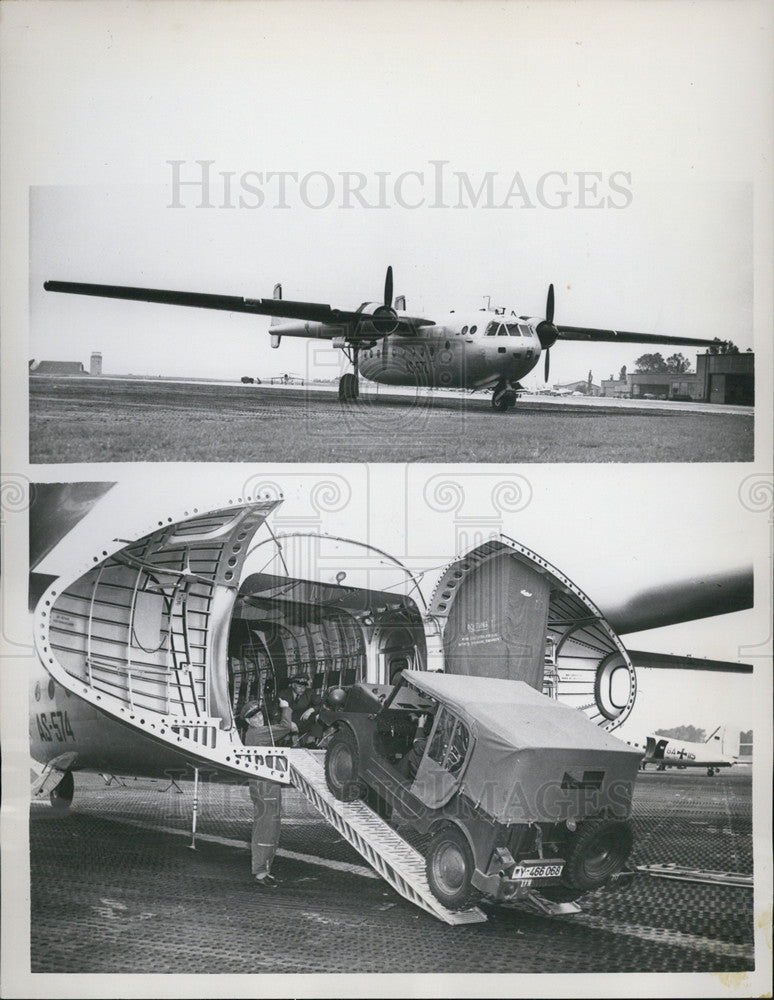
626,727,738,776
44,268,718,409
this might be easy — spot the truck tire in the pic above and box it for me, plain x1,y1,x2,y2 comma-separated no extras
564,818,633,892
324,728,364,801
425,826,483,910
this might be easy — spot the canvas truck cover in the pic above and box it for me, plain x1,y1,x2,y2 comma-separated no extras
403,671,642,823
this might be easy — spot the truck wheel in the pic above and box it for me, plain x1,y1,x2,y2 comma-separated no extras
564,819,633,892
50,770,74,813
324,728,364,801
426,826,482,910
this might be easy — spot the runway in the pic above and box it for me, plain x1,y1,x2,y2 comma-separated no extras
29,768,755,976
29,376,754,463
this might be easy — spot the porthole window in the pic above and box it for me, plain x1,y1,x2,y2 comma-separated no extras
34,682,41,702
48,678,55,700
470,325,477,334
461,325,468,335
445,341,450,349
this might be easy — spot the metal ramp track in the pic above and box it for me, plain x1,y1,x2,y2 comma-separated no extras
286,749,486,926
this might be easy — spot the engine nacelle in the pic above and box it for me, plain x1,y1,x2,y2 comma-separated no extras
356,301,399,336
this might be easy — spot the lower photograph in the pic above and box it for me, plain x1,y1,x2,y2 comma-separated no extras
26,467,760,982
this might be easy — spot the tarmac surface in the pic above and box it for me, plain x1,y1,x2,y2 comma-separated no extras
29,768,755,975
29,375,754,463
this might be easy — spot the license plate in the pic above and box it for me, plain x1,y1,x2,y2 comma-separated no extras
511,862,564,879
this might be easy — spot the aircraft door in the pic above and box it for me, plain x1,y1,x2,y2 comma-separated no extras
435,549,550,687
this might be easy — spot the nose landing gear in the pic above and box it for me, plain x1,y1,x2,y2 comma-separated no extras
492,380,521,412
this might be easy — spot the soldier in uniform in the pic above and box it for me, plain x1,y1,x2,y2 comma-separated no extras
279,675,323,746
239,696,293,887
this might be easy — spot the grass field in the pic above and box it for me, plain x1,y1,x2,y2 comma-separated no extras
29,378,755,463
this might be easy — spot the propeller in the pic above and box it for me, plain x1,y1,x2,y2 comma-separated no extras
536,283,559,382
371,265,399,335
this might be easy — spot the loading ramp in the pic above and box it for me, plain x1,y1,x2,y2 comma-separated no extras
285,748,487,926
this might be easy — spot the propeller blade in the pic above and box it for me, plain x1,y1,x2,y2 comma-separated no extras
536,283,559,350
384,266,393,308
544,347,550,382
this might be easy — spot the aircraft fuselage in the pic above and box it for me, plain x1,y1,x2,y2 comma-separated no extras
271,311,544,390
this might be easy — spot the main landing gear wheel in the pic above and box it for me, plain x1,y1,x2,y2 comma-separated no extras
338,372,359,402
492,389,516,412
49,770,74,813
324,728,364,801
425,826,483,910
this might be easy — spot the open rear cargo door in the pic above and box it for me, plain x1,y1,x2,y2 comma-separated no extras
34,498,291,782
424,537,637,730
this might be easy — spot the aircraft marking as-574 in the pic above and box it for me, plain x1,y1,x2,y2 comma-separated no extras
44,268,719,409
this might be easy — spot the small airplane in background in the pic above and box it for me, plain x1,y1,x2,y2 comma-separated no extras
624,727,738,776
44,268,719,410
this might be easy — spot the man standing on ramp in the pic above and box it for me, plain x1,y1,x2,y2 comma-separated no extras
240,696,294,887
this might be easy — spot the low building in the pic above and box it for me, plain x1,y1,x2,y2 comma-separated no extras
29,360,87,375
552,379,602,397
696,352,754,406
600,352,754,405
628,371,698,401
600,378,628,398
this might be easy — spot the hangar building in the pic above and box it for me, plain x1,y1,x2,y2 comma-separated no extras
601,352,754,405
29,359,87,375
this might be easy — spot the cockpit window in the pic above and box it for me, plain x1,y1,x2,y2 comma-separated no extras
506,324,522,337
485,322,498,336
497,324,509,336
518,324,532,337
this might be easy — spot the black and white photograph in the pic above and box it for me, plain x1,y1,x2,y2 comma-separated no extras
1,2,772,998
28,178,754,464
18,468,762,980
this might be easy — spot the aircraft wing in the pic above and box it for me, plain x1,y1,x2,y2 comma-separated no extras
627,650,752,674
604,566,753,634
43,281,435,333
556,325,718,348
30,482,116,569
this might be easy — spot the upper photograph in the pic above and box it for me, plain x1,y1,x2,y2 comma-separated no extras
25,3,759,465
